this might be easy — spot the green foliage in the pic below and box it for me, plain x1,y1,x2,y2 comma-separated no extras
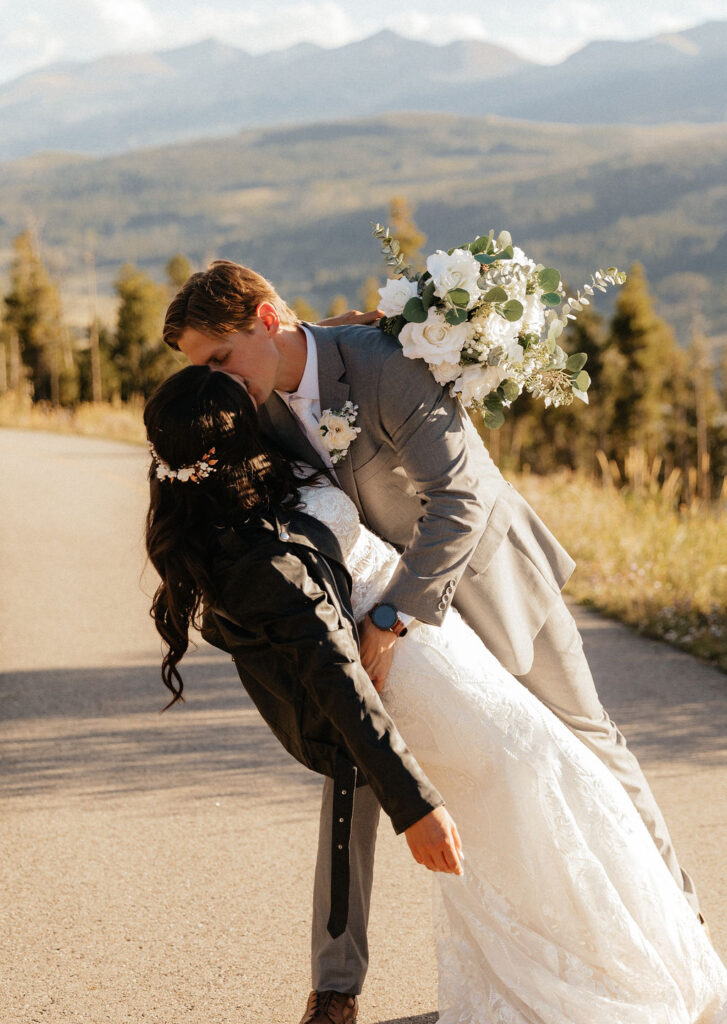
326,294,349,319
388,197,427,272
3,232,78,405
291,296,320,323
166,253,193,291
112,263,173,399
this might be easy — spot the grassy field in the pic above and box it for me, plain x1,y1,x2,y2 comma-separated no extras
513,465,727,672
2,399,725,671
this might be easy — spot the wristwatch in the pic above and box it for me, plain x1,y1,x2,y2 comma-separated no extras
369,603,408,637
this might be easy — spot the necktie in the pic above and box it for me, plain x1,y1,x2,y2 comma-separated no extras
288,395,334,469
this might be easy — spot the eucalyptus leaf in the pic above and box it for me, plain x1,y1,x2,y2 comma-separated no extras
542,292,561,307
552,347,567,370
445,308,468,326
499,245,514,260
496,230,512,250
420,280,436,309
500,379,520,403
484,406,506,430
538,268,561,292
469,235,493,256
566,352,588,372
448,288,470,307
402,297,427,323
475,253,497,265
482,286,508,303
501,299,524,322
575,370,592,391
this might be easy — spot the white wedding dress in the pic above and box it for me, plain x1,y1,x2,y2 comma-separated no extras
299,478,727,1024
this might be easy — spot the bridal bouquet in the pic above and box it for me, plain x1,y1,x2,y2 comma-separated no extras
373,223,626,429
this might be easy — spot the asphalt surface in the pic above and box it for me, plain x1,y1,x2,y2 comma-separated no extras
1,428,726,1024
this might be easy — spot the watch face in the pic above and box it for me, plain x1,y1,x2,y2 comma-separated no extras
371,603,398,630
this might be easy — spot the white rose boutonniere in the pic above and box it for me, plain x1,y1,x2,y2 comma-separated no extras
318,401,361,464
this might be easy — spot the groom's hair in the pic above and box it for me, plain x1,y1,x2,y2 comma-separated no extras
163,260,298,349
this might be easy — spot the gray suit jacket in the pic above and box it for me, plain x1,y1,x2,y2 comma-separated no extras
259,323,575,676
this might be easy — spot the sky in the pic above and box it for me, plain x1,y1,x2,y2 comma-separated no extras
2,0,726,83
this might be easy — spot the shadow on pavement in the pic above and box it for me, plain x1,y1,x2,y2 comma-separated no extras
377,1015,438,1024
1,654,321,803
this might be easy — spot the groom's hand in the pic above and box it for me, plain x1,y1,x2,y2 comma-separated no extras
405,807,464,876
359,616,397,691
317,308,383,327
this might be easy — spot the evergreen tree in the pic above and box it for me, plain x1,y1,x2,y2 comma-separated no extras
291,296,320,323
359,276,382,312
166,253,193,291
77,321,120,402
326,294,349,319
3,231,78,404
389,196,427,270
112,264,176,399
599,262,676,465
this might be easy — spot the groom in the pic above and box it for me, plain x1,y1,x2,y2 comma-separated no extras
164,259,700,1024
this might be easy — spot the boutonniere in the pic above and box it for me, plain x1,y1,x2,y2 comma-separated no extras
318,401,361,464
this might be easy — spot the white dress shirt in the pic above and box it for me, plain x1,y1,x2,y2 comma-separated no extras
275,324,335,470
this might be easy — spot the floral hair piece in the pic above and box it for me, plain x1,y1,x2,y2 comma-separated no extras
148,443,219,483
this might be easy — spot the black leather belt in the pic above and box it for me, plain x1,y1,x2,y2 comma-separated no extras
327,759,358,938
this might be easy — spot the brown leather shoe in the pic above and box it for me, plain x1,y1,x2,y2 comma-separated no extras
299,989,358,1024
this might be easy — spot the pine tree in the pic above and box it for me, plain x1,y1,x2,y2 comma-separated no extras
112,264,176,399
326,294,349,319
359,276,382,313
600,262,677,465
291,296,320,323
77,321,120,402
389,197,427,270
3,232,78,404
166,253,193,291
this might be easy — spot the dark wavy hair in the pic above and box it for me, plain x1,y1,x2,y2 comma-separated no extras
144,364,314,709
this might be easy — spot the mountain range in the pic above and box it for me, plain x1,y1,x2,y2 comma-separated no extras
2,113,724,340
1,21,726,162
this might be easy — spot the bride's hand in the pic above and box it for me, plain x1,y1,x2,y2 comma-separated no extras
405,807,464,876
316,308,383,327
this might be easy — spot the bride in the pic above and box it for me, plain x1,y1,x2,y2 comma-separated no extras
144,364,727,1023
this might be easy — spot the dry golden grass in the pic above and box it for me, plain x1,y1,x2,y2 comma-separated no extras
512,451,727,671
0,394,146,446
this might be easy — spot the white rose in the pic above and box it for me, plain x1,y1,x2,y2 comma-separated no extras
430,359,461,386
474,310,521,350
319,412,359,451
511,247,536,273
399,308,471,365
505,340,525,364
426,248,481,307
452,364,505,406
377,277,419,317
522,292,546,335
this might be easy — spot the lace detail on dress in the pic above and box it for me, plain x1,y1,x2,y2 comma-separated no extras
299,480,400,620
299,476,727,1023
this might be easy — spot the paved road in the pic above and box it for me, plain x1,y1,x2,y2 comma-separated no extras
1,428,726,1024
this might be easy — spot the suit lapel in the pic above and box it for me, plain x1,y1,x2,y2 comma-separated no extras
307,324,365,520
259,391,327,472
